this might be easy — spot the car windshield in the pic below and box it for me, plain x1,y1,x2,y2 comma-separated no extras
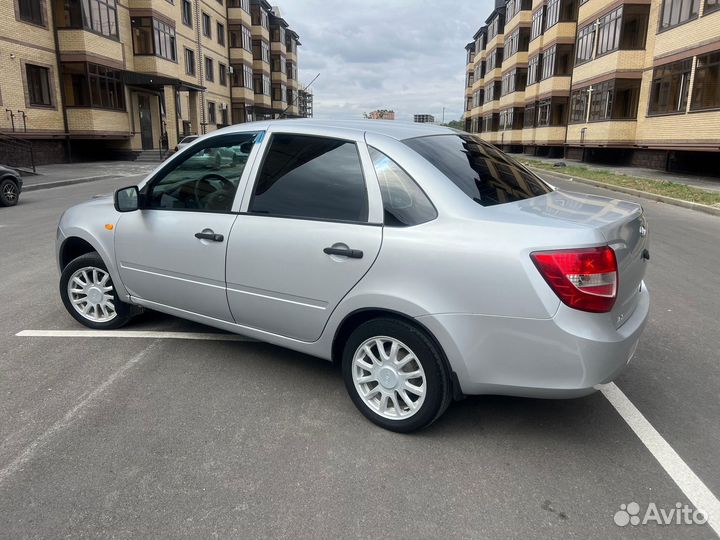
403,134,552,207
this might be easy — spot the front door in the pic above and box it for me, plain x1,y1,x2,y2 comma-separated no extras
138,94,154,150
115,132,258,321
226,133,383,341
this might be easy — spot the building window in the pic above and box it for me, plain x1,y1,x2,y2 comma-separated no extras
230,25,252,50
540,44,573,79
228,0,249,11
487,47,503,71
524,102,536,127
272,83,286,102
62,62,125,110
536,97,568,126
202,12,211,37
531,7,544,40
501,68,527,95
271,25,285,43
185,48,195,75
545,0,576,30
487,14,503,40
503,28,530,59
55,0,119,37
691,51,720,110
251,4,269,28
252,40,270,62
253,74,270,95
221,106,228,126
570,88,588,123
25,64,52,106
596,7,622,56
527,54,541,85
286,61,296,80
19,0,44,25
219,63,227,85
705,0,720,13
659,0,699,31
583,79,641,121
205,57,214,81
217,22,225,46
181,0,192,27
648,59,691,115
131,18,176,61
575,24,595,65
207,101,216,124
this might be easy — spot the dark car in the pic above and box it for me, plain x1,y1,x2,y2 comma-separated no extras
0,165,22,207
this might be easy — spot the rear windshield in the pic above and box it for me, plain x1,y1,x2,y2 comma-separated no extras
403,134,551,206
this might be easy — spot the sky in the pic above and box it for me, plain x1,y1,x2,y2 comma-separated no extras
276,0,495,123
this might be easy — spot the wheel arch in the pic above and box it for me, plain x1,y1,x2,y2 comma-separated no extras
331,307,464,400
59,236,97,270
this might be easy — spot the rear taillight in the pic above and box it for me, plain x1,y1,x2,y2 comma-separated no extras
530,246,618,313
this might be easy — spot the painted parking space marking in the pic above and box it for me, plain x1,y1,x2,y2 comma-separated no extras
601,382,720,536
13,329,720,535
16,329,255,341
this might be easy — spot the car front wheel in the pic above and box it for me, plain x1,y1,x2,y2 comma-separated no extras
0,178,19,207
59,252,137,329
342,318,452,432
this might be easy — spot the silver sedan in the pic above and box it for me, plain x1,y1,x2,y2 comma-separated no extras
56,120,649,432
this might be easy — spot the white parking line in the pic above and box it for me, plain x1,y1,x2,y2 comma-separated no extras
601,382,720,536
16,329,255,341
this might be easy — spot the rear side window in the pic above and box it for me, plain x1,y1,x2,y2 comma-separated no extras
369,148,437,227
403,134,551,206
250,134,368,222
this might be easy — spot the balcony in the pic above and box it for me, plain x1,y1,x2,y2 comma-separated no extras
57,29,123,65
572,50,646,85
227,7,252,25
230,48,254,64
66,108,130,136
533,126,567,144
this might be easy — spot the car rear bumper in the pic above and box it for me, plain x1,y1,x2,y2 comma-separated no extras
417,282,649,398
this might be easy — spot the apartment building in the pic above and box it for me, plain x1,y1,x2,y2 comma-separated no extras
463,0,720,173
367,109,395,120
0,0,304,164
414,114,435,123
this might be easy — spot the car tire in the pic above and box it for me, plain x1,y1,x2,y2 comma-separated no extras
59,252,137,330
342,318,452,432
0,178,19,207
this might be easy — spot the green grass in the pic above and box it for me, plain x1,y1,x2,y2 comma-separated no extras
518,159,720,208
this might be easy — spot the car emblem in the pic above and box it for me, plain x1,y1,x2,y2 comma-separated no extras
639,225,647,237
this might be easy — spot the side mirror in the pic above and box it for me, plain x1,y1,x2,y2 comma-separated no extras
114,185,140,212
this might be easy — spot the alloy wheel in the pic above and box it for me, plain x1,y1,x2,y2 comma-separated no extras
351,336,427,420
2,182,17,202
67,266,117,323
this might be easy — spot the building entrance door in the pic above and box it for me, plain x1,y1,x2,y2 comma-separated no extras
138,95,154,150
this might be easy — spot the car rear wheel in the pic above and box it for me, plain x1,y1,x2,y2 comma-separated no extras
60,252,137,329
0,178,19,207
342,318,452,432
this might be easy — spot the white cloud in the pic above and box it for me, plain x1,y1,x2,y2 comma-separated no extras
277,0,495,122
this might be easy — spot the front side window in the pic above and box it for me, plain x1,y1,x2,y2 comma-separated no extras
403,135,551,207
250,134,368,222
659,0,699,30
691,51,720,110
648,59,692,114
26,64,52,106
147,134,256,212
369,148,436,227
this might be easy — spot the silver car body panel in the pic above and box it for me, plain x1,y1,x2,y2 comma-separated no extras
57,119,650,398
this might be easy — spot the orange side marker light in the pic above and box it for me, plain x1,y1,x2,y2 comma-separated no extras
105,224,114,230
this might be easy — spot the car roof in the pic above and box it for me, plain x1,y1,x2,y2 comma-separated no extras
214,118,458,141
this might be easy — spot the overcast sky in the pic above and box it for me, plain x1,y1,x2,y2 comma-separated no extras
277,0,494,123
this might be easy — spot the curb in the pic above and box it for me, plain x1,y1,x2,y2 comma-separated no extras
23,175,128,192
529,167,720,218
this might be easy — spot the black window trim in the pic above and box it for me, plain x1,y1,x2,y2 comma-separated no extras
140,131,261,214
246,132,380,226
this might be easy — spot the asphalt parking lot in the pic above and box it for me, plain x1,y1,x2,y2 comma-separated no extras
0,172,718,539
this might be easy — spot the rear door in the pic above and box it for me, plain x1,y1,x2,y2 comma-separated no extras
225,130,384,341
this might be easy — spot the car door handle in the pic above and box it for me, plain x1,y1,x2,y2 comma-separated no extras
323,246,363,259
195,231,224,242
